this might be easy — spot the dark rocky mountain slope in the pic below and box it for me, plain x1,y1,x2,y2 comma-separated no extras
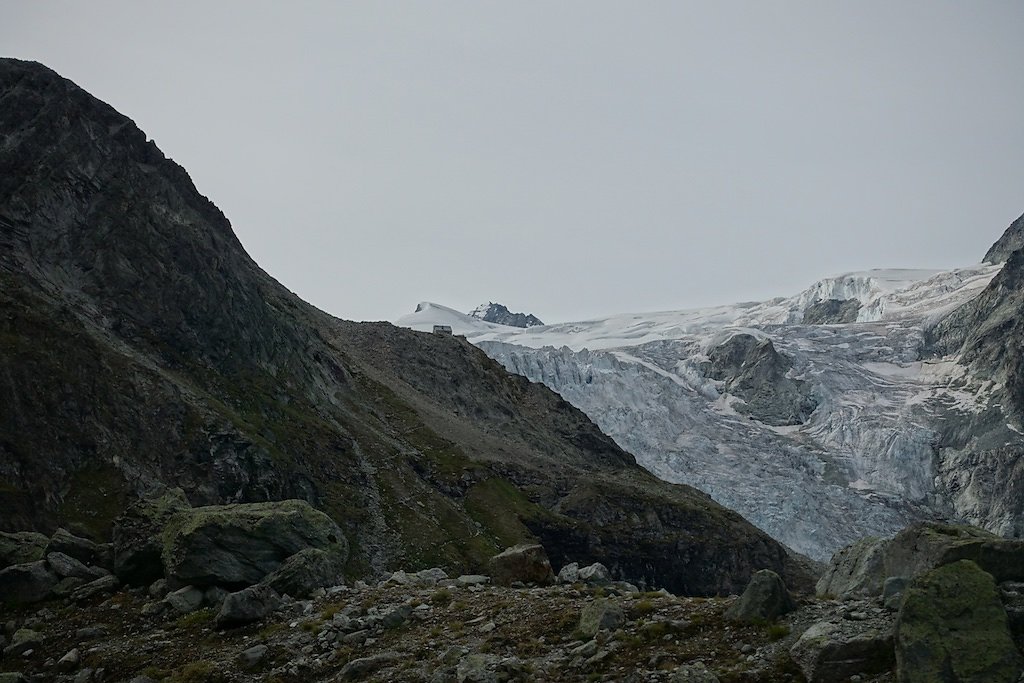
469,302,543,328
0,58,812,596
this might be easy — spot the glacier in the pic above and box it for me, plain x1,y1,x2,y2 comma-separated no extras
396,264,1012,560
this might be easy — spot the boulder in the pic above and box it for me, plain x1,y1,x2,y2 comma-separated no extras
578,562,611,585
789,620,894,683
215,584,282,627
669,662,721,683
161,499,347,588
338,652,401,680
816,536,887,598
725,569,795,623
488,544,555,587
52,576,87,598
56,648,81,673
558,562,580,583
45,552,107,581
164,585,204,614
45,529,99,566
456,653,499,683
895,560,1023,683
819,522,1024,600
3,629,42,658
113,489,192,585
0,531,48,569
70,574,120,601
237,644,268,670
578,598,625,638
262,548,344,598
0,561,58,604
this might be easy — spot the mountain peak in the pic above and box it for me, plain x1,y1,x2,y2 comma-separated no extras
468,302,543,328
983,211,1024,264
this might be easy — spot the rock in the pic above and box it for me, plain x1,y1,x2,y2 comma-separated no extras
73,669,94,683
164,585,204,614
148,578,169,599
56,648,81,673
789,621,894,683
0,532,48,569
571,639,599,658
215,584,282,627
0,561,58,604
3,629,42,657
816,536,888,598
414,567,449,586
74,626,108,640
578,598,625,638
46,552,107,581
0,674,29,683
882,576,909,610
161,499,347,588
338,651,400,680
488,544,555,587
456,653,499,683
237,644,268,670
113,489,192,585
380,604,412,629
204,586,229,607
46,529,99,566
52,576,87,598
70,574,120,601
141,601,168,617
261,547,344,598
669,662,721,683
578,562,611,585
895,560,1023,682
725,569,795,623
456,574,489,586
558,562,580,583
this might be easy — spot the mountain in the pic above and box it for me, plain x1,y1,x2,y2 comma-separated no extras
0,58,813,596
468,302,544,328
984,212,1024,264
399,256,1023,561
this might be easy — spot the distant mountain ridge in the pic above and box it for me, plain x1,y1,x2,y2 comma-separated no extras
469,302,544,328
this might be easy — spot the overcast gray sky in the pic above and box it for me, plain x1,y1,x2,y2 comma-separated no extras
3,2,1022,322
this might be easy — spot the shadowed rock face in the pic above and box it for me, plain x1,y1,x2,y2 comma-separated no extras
469,302,544,328
802,298,862,324
984,212,1024,264
0,58,813,596
705,334,818,426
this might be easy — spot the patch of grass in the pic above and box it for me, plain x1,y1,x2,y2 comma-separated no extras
430,588,453,606
300,618,323,633
174,607,216,630
632,598,656,617
165,660,227,683
258,622,286,639
767,623,791,641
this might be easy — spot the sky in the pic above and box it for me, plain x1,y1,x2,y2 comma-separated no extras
2,2,1023,323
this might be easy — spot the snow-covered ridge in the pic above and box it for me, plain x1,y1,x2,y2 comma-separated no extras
395,262,1010,560
398,265,999,351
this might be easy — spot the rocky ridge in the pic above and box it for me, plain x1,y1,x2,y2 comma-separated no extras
468,303,544,328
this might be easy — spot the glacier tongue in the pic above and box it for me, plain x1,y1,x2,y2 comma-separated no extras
397,264,1008,560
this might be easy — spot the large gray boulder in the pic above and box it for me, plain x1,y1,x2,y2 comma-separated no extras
0,560,58,604
895,560,1023,683
215,584,282,627
0,531,48,569
45,528,99,567
725,569,795,623
818,522,1024,600
45,552,107,581
790,620,894,683
816,536,888,598
113,489,192,585
262,547,344,598
488,544,554,587
578,598,625,638
162,499,347,588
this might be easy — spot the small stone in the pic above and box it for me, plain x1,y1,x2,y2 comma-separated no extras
148,579,169,599
238,644,269,670
456,574,489,586
578,599,625,638
479,621,496,633
3,629,42,658
164,585,204,614
56,648,81,673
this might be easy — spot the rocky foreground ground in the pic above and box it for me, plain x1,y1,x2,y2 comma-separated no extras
2,566,890,683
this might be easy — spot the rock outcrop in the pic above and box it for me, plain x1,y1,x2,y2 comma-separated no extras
724,569,795,623
468,302,544,328
895,560,1023,682
801,298,862,324
983,212,1024,264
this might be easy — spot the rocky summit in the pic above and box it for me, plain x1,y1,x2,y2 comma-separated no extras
468,303,544,328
